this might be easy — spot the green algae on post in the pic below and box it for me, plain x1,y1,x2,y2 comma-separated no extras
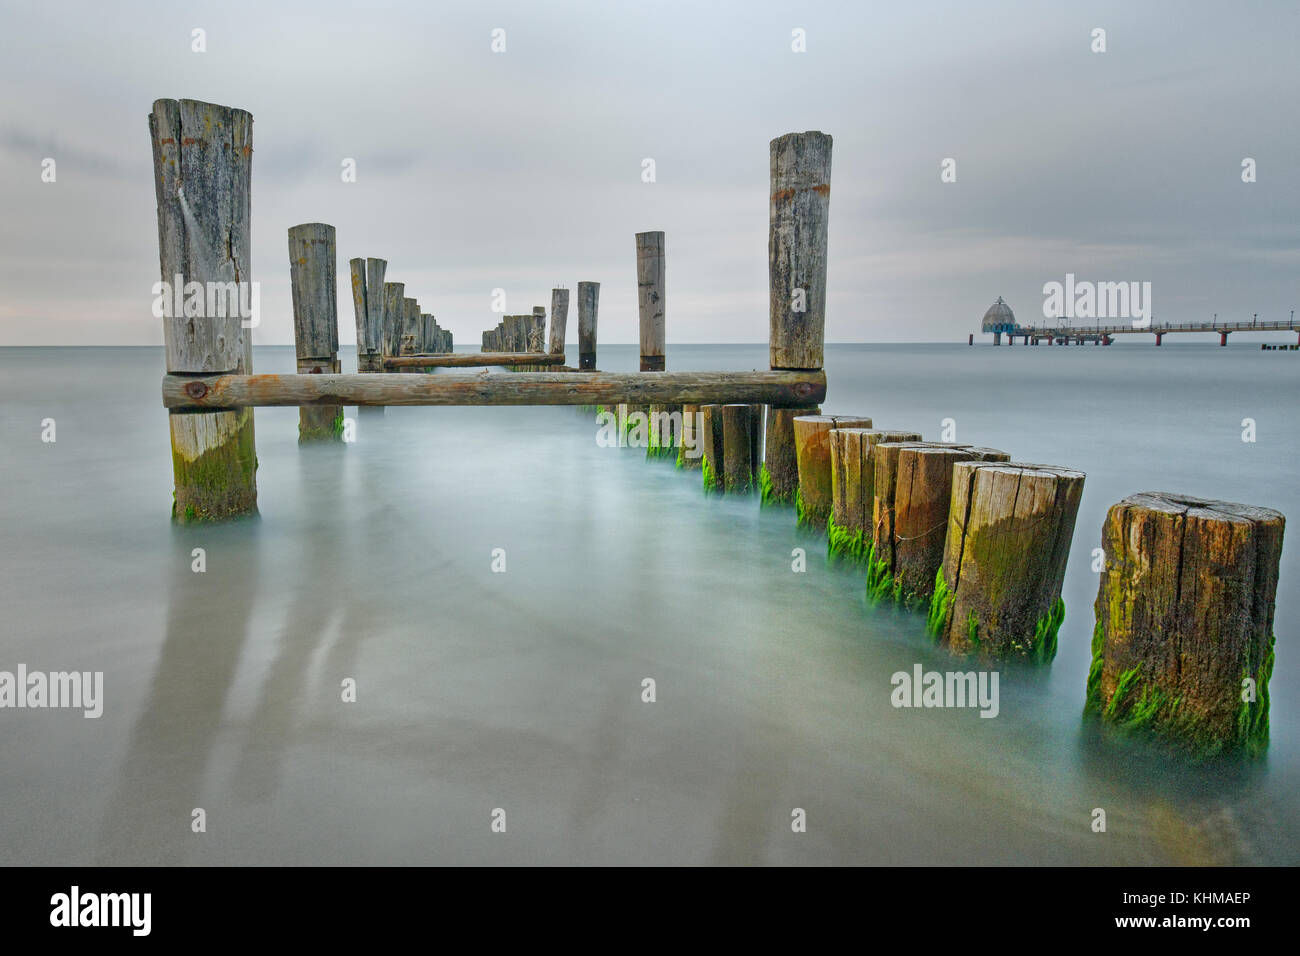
1087,492,1284,760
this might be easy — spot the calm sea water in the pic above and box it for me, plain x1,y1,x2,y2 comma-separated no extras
1,342,1297,865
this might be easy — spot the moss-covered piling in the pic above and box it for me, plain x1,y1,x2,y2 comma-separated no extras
1086,493,1284,759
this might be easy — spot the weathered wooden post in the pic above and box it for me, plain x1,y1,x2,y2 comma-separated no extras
764,131,832,507
699,404,725,492
720,404,759,492
349,257,386,372
887,445,1009,605
1086,493,1283,758
792,414,871,529
288,223,341,441
677,403,701,470
928,461,1084,662
578,281,600,370
530,306,546,352
149,98,257,521
870,442,1004,602
382,282,404,361
401,297,419,356
349,257,386,415
636,231,666,371
828,428,922,565
549,288,569,356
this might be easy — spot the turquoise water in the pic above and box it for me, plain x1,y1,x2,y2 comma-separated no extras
0,342,1296,865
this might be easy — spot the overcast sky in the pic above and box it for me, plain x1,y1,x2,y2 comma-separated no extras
1,0,1296,346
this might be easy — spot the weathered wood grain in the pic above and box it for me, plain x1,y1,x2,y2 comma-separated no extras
934,461,1085,662
164,369,828,408
769,131,832,371
792,414,871,528
288,223,341,440
549,288,569,355
578,281,600,370
636,231,666,371
149,98,257,520
1088,493,1284,758
385,352,567,368
828,428,922,562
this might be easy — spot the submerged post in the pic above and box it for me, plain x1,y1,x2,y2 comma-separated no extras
549,288,569,356
288,223,342,441
578,281,600,370
764,131,832,505
149,98,257,521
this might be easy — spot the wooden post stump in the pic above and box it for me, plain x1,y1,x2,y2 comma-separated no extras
578,281,600,370
720,404,760,493
288,223,342,441
149,98,257,521
928,461,1085,662
699,404,725,493
401,298,419,356
762,406,819,506
549,288,569,356
1086,493,1284,759
647,404,681,460
828,428,922,566
792,414,871,529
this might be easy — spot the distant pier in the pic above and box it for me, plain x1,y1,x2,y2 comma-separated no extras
977,296,1299,346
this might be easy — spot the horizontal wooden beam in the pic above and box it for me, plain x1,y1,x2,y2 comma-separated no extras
384,352,564,368
163,370,827,409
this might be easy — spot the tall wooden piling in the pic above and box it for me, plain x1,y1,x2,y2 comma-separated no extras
382,282,404,361
764,131,832,506
530,306,546,352
402,298,420,356
149,98,257,521
288,223,342,441
549,288,569,356
720,404,760,492
636,231,666,371
929,461,1084,662
578,281,600,370
1086,493,1284,758
828,428,923,565
677,403,701,469
792,414,871,529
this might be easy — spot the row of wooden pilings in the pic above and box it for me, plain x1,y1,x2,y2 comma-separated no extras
151,98,1282,762
640,397,1283,760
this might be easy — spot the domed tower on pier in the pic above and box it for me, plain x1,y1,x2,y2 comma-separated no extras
982,296,1017,345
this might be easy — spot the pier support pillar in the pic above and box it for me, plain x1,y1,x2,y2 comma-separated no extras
1220,331,1229,346
1154,332,1163,346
